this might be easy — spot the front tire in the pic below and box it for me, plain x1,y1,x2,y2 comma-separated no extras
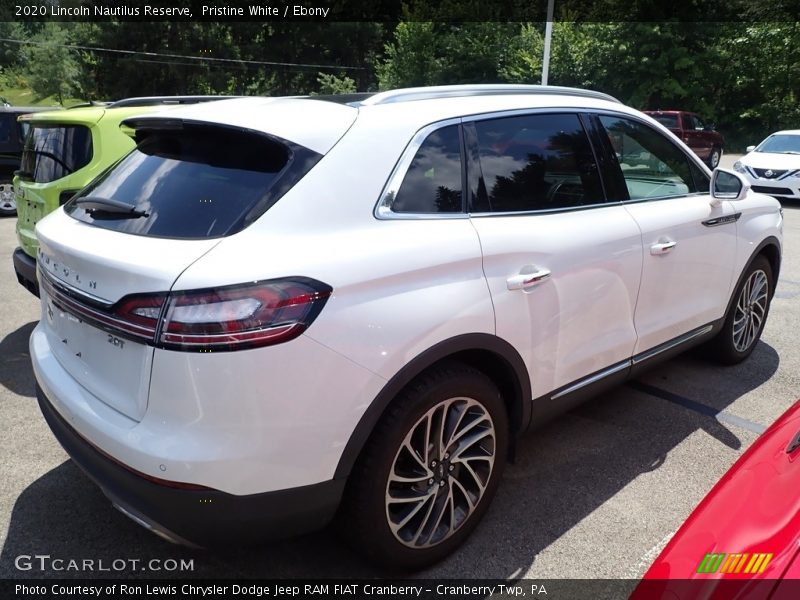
708,255,773,364
340,362,508,570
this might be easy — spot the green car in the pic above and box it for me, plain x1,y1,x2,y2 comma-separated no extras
12,96,235,296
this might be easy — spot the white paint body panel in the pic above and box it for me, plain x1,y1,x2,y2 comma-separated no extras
31,324,385,494
35,211,220,420
623,196,738,354
470,206,642,398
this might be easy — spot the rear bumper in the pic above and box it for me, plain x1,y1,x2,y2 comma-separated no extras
36,383,345,547
12,246,39,297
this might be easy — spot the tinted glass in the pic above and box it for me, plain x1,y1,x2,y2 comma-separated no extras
472,113,603,212
391,125,462,213
20,125,92,183
600,115,699,200
650,114,679,129
66,125,300,239
0,115,12,143
688,160,710,191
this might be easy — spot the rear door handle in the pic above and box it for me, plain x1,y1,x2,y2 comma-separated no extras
650,240,677,255
507,268,551,290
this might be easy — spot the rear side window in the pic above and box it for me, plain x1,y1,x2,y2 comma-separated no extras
20,125,93,183
65,124,319,239
0,115,13,143
471,113,603,212
649,114,679,129
390,124,463,213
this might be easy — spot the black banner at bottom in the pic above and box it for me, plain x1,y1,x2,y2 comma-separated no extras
3,578,796,600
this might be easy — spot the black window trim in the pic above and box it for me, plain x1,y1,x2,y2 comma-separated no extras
374,117,469,220
463,108,615,218
589,109,712,205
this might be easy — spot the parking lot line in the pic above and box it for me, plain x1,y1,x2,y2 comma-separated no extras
628,381,767,435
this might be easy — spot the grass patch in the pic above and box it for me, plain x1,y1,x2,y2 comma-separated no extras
1,86,84,108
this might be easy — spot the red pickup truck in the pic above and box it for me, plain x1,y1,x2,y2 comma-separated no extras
644,110,725,169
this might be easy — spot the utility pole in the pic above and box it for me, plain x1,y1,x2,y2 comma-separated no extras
541,0,554,85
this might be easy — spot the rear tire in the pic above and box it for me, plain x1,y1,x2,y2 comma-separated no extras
707,255,773,364
340,362,508,570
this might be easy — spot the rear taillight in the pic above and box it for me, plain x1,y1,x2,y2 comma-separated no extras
43,270,331,352
159,278,332,351
112,294,168,340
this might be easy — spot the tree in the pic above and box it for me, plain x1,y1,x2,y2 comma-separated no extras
377,22,524,89
315,72,357,94
22,24,81,105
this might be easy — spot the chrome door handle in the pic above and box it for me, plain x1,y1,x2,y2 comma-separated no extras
650,241,677,255
507,268,551,290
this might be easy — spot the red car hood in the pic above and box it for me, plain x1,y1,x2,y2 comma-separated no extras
633,400,800,600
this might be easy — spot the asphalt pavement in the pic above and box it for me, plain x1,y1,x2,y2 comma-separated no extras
1,160,798,582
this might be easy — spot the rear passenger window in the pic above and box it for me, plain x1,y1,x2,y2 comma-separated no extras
391,125,463,213
471,113,603,213
599,115,701,200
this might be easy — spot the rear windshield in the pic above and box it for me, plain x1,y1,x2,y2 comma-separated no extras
650,114,679,129
20,125,93,183
65,124,319,239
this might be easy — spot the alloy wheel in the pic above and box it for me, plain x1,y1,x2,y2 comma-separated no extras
732,269,768,352
385,397,496,548
0,184,16,213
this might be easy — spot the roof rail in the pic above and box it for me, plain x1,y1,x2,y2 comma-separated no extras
66,101,111,110
310,92,375,105
108,95,242,108
359,84,621,106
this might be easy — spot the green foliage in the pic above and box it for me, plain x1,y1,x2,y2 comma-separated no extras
315,72,357,94
376,22,440,88
377,22,523,89
21,24,81,105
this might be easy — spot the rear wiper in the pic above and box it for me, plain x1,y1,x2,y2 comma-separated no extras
24,149,74,174
74,196,149,218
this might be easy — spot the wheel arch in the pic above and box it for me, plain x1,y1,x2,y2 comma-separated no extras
756,236,782,287
725,236,782,319
333,333,531,480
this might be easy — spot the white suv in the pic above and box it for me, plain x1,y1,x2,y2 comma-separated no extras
30,85,782,569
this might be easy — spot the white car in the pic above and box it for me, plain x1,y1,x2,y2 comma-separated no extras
30,85,783,569
734,130,800,199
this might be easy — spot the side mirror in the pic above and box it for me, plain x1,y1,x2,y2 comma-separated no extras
746,145,756,153
710,168,750,203
704,123,716,131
